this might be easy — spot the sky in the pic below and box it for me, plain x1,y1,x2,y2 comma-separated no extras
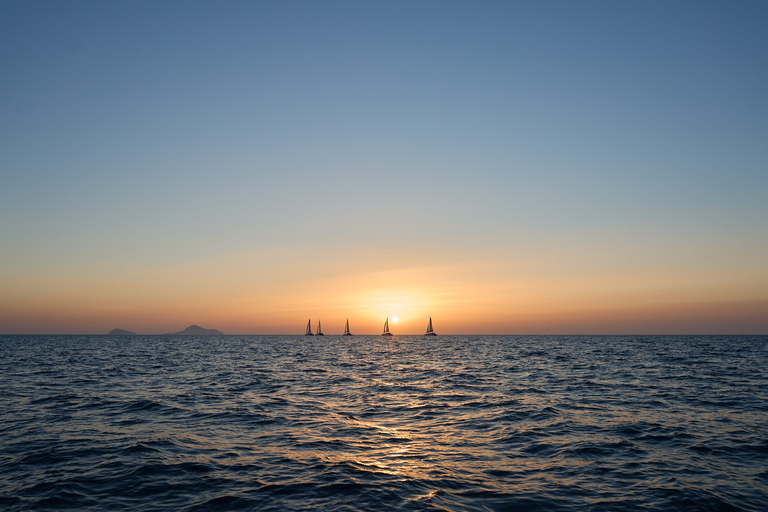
1,0,766,334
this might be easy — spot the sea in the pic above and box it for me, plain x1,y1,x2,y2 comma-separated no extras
1,334,766,511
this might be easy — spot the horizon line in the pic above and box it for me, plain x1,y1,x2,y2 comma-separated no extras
1,332,765,337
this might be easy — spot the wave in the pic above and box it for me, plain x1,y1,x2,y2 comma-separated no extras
1,334,766,511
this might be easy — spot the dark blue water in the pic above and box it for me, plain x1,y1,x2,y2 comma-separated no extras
1,335,766,511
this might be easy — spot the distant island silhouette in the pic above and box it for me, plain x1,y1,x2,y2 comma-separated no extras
163,325,224,335
108,328,137,335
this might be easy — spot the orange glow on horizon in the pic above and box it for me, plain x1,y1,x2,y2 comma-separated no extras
1,247,766,334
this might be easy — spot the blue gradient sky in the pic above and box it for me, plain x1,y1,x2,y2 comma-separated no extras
1,1,766,334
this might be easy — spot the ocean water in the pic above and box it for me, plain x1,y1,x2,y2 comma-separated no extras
1,335,766,511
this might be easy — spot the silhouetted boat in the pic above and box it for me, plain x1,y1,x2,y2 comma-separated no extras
425,317,437,336
382,317,393,336
316,320,324,336
343,319,352,336
305,319,314,336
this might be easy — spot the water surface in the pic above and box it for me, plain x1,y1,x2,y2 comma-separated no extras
1,335,766,510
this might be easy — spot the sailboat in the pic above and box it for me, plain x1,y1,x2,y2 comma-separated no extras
305,319,314,336
382,317,393,336
316,320,324,336
343,319,352,336
425,317,437,336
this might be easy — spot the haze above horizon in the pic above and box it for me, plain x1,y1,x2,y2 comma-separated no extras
1,1,766,335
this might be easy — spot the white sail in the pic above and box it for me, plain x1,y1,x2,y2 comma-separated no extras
344,319,351,335
317,320,324,335
305,319,313,336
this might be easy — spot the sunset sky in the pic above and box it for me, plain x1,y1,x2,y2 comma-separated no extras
1,1,766,334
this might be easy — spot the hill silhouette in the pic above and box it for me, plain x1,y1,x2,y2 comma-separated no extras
108,328,137,335
163,325,223,335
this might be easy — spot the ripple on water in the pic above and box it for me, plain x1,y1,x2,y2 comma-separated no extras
0,334,767,511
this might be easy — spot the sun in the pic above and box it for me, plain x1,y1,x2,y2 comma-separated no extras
392,316,399,323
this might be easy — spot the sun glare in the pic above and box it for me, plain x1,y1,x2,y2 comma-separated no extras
392,316,399,323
